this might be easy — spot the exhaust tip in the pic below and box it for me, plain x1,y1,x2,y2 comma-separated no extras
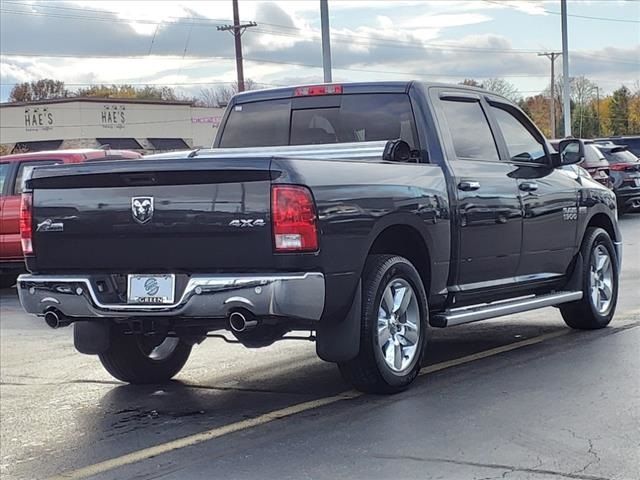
229,311,258,333
44,310,61,329
44,310,70,329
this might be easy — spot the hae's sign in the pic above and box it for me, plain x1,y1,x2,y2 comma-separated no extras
24,107,54,132
100,105,126,129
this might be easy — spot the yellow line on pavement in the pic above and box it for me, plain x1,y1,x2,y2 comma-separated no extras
50,329,568,480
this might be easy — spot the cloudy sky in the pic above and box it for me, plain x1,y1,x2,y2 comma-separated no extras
0,0,638,101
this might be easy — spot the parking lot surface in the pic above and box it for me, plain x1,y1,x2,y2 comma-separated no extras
1,214,639,480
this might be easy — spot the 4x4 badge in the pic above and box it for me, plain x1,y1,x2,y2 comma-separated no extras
131,196,154,224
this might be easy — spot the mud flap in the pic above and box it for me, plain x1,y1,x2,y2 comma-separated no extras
74,321,110,355
564,252,584,293
316,281,361,363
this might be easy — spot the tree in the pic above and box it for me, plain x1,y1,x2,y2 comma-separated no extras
75,84,178,101
609,86,631,135
482,78,521,102
196,79,258,107
459,79,482,87
9,79,68,102
523,94,552,137
628,82,640,135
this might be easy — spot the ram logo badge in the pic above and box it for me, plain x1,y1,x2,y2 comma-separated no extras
229,219,266,228
131,197,154,224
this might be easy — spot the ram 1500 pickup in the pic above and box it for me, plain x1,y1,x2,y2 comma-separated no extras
17,82,621,393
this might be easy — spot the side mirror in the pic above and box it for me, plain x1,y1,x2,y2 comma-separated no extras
556,139,584,166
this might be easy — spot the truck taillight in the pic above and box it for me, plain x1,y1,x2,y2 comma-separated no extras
20,193,33,255
271,185,318,252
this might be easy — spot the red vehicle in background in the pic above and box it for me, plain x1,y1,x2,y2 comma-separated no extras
0,149,142,287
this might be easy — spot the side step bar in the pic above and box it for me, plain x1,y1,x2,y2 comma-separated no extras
430,291,582,328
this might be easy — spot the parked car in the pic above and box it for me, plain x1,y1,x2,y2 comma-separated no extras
550,139,612,189
595,136,640,157
16,82,620,394
593,143,640,212
0,149,142,288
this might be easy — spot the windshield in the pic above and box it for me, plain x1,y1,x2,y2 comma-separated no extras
219,93,417,149
599,148,639,164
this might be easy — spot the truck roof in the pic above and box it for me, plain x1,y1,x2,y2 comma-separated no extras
231,81,494,104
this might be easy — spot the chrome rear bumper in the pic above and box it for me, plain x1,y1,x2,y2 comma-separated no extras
17,273,325,321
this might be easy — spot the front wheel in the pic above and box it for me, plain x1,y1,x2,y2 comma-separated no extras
560,227,619,330
339,255,428,394
99,329,192,384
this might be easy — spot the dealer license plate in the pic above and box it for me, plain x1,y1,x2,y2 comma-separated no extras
128,274,175,304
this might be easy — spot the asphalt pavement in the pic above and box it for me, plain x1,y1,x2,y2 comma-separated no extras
1,214,639,480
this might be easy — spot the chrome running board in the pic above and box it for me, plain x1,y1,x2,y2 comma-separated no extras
431,291,583,328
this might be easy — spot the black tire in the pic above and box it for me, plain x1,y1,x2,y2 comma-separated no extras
560,227,619,330
99,329,192,384
0,275,17,289
338,255,428,394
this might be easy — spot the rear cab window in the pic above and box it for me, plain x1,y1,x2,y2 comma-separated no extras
219,93,418,149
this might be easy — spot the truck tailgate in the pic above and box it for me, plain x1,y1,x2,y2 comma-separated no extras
28,158,275,272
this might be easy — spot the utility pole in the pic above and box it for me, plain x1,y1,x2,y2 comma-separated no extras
320,0,332,82
596,85,601,137
561,0,572,137
217,0,257,92
538,52,561,138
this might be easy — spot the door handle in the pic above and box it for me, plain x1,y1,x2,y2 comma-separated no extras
519,181,539,192
458,180,480,191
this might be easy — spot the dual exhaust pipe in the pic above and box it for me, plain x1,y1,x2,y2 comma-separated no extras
44,308,259,332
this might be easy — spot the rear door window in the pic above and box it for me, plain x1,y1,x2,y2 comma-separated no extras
440,100,499,161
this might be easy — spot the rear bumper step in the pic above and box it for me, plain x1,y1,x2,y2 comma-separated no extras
430,291,583,327
18,273,325,321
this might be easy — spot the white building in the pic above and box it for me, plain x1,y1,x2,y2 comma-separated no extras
0,97,225,153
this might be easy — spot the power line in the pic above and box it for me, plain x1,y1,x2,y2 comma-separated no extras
482,0,640,23
0,52,551,78
1,5,637,64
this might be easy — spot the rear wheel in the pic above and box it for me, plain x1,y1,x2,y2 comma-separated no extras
560,227,618,329
99,330,192,384
339,255,428,394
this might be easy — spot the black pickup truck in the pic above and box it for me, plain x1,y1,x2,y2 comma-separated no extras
17,82,621,393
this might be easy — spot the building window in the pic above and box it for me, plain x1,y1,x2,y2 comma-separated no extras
147,138,190,150
96,138,143,150
12,140,63,153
